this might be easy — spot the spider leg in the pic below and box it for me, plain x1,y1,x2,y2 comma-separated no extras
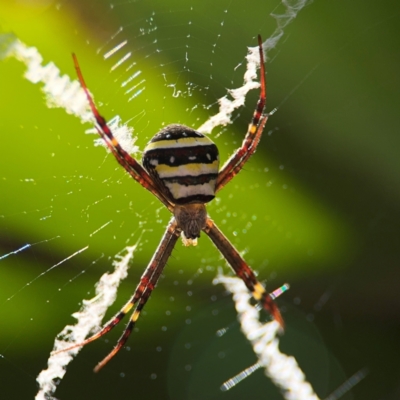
93,219,180,372
72,54,173,212
218,114,268,192
53,219,181,371
203,217,283,328
216,35,267,193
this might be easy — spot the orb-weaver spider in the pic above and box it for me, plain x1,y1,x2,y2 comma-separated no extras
56,35,283,372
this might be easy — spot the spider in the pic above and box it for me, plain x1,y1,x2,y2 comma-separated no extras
57,35,283,372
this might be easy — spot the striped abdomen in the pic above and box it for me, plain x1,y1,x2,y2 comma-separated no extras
142,124,219,205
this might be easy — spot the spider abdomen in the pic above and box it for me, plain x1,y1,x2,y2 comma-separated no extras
143,124,219,205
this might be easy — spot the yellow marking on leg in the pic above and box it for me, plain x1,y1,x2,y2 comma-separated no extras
122,303,134,314
111,137,119,146
131,309,141,322
252,282,266,300
249,124,257,134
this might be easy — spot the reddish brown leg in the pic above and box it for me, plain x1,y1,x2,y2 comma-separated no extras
203,217,283,327
216,35,267,192
53,219,181,371
72,54,173,212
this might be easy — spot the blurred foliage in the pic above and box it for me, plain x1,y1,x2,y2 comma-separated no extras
0,0,399,399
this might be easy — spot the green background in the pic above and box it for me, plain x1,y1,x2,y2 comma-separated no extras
0,0,399,399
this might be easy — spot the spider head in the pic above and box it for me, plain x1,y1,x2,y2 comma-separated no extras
174,203,207,247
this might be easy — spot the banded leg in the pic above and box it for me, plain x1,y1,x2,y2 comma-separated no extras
216,35,267,192
203,217,283,327
72,54,173,212
53,219,181,371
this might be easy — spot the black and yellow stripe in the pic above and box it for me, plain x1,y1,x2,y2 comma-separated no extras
142,124,219,204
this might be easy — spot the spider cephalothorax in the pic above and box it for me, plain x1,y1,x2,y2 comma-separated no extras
55,35,283,372
173,203,208,244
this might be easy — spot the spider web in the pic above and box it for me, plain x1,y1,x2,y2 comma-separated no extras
1,0,400,399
